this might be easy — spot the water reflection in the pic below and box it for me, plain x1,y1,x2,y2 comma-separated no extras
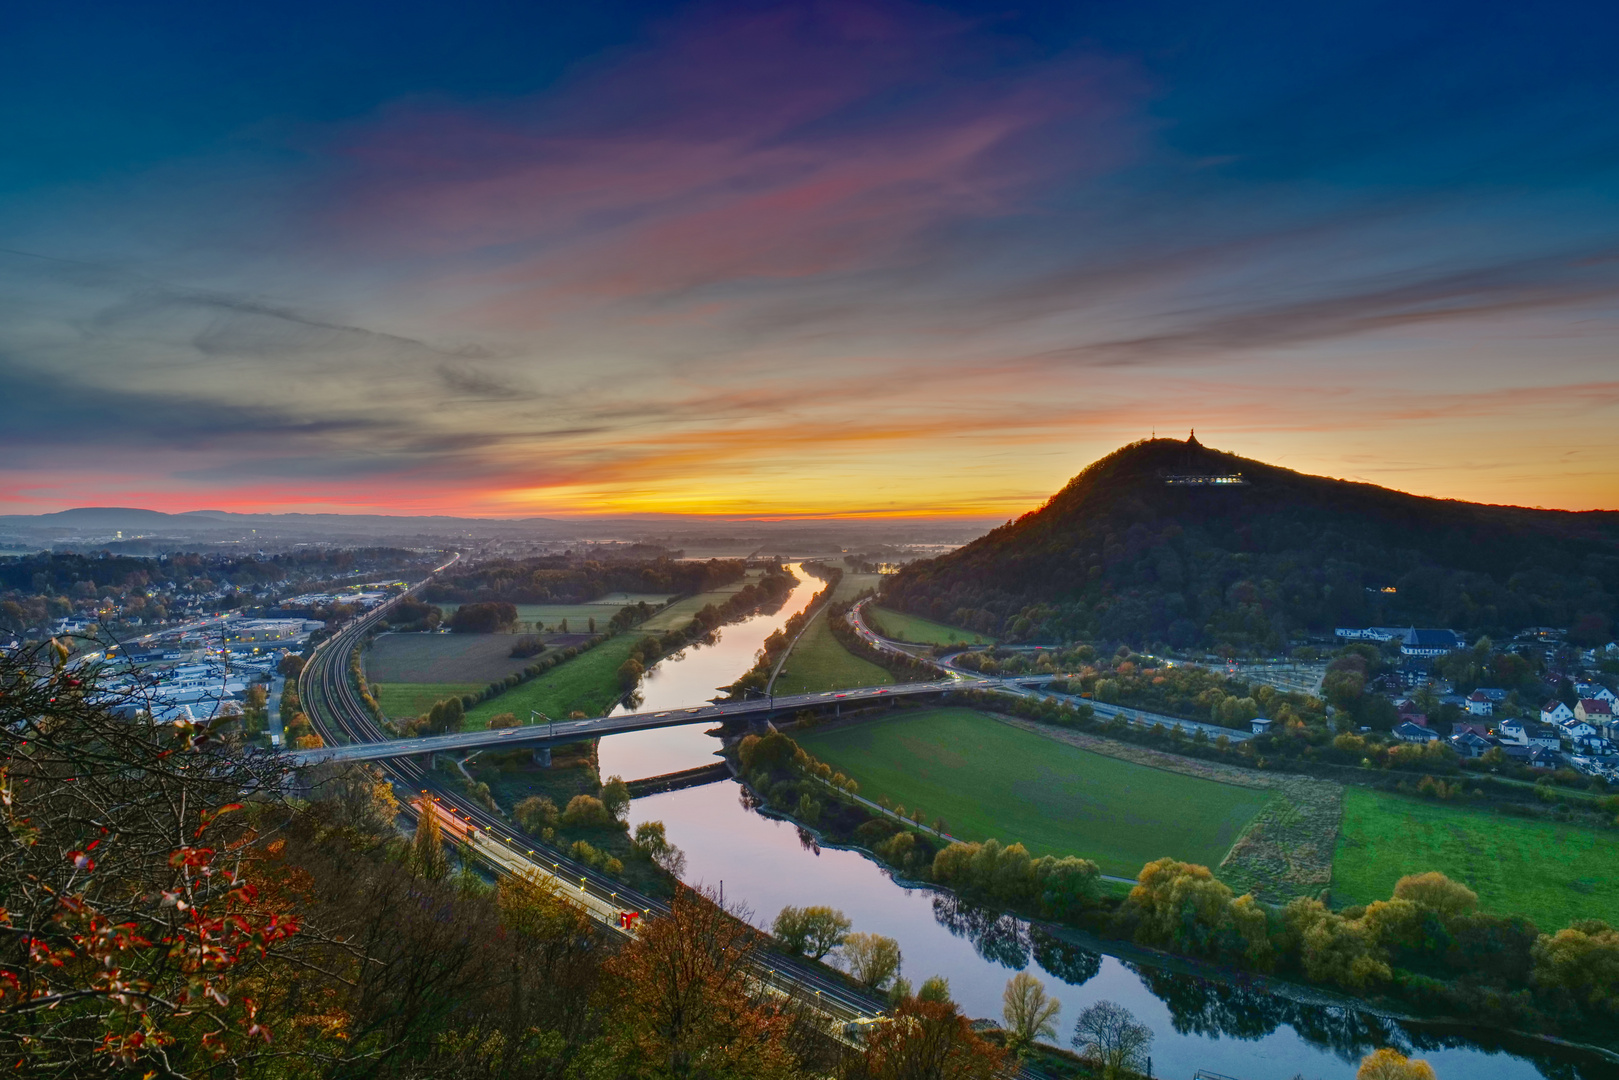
599,568,822,780
1030,928,1102,989
925,892,1611,1077
932,893,1032,969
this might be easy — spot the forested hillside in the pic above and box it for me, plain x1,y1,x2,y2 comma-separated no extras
884,438,1619,651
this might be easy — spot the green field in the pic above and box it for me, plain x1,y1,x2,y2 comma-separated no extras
796,709,1272,877
1331,788,1619,931
867,606,991,646
461,634,643,729
374,682,483,717
440,595,676,631
772,611,893,695
770,571,892,694
457,577,765,729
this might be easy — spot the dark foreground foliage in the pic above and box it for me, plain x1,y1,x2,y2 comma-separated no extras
1,640,1009,1079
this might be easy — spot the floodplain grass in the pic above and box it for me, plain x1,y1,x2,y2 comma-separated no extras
867,606,991,646
1331,787,1619,931
366,633,540,685
834,572,884,602
795,708,1272,878
768,570,891,694
373,682,484,718
462,635,642,729
457,577,765,729
772,612,893,695
439,595,677,630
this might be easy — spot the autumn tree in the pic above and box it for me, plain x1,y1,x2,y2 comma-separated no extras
600,886,802,1079
0,639,300,1075
1357,1047,1438,1080
772,905,852,960
839,933,903,991
411,799,450,881
1071,1000,1154,1080
600,774,632,820
1002,972,1061,1056
847,998,1005,1080
632,820,687,878
1392,871,1479,920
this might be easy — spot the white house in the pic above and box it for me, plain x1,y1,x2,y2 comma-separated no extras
1561,718,1598,742
1575,683,1617,706
1497,718,1561,751
1465,690,1495,716
1541,700,1575,725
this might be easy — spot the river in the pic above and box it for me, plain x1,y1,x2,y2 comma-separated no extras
596,567,1600,1079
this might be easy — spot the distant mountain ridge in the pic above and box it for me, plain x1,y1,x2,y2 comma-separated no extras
884,437,1619,649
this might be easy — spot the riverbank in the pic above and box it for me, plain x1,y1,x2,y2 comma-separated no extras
724,714,1619,1061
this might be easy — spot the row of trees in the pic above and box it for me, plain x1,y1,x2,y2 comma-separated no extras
741,718,1618,1044
827,601,941,682
422,554,747,606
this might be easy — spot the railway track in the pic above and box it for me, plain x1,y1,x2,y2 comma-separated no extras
295,559,887,1028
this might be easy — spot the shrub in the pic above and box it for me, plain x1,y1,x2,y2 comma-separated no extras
561,795,612,828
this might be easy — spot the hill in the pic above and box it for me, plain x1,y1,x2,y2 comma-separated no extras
883,437,1619,651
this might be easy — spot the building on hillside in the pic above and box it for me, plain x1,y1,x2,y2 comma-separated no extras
1449,731,1493,758
1334,627,1465,656
1250,716,1272,734
1497,718,1562,751
1465,690,1496,716
1541,700,1575,725
1562,718,1598,741
1452,721,1491,738
1530,747,1564,770
1393,721,1440,744
1575,699,1615,727
1575,684,1617,706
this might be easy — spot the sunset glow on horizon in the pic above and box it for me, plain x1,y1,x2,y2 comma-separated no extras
6,1,1618,518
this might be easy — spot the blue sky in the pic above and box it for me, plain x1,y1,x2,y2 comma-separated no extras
4,0,1617,515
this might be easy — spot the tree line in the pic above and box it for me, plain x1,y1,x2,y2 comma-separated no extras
737,721,1619,1049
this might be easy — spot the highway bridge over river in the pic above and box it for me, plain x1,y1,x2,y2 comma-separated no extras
293,559,903,1058
291,558,1236,1074
287,678,979,766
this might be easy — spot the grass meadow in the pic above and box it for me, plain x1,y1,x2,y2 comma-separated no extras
457,576,767,729
439,593,676,631
461,634,645,729
795,708,1272,878
366,633,539,685
1331,787,1619,931
373,682,485,718
866,606,993,646
770,570,893,694
771,613,893,694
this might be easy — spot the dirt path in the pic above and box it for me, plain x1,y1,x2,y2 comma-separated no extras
991,714,1342,902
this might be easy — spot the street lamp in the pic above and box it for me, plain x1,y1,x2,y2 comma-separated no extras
531,710,554,738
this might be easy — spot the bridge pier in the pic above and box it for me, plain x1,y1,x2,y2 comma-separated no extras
532,747,552,767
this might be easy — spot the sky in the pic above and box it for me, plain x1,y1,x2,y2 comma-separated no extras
4,0,1618,518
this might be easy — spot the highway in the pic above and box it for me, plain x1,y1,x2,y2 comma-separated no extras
847,599,1252,743
288,677,969,765
294,554,891,1040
